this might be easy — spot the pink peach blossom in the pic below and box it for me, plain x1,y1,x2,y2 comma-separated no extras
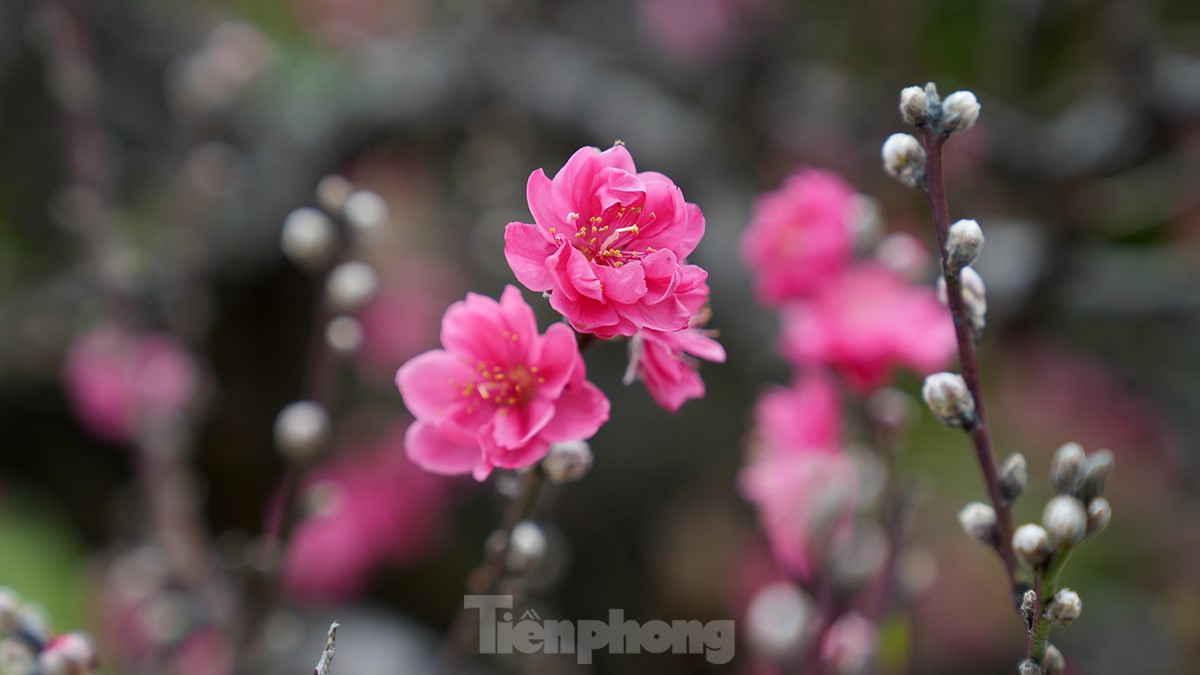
63,325,200,443
504,145,709,339
741,169,857,307
624,298,726,412
396,285,609,480
779,263,956,392
754,373,842,456
283,422,456,601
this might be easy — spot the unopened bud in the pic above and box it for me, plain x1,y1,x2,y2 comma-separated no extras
38,632,97,675
505,520,547,575
325,315,363,354
1012,524,1052,569
882,133,926,188
315,175,354,214
343,190,388,234
1077,449,1114,502
280,207,336,272
947,219,985,272
1044,588,1082,626
942,91,981,133
1017,659,1041,675
1019,589,1038,624
999,453,1028,505
0,638,37,675
937,267,987,336
1042,644,1065,675
273,400,331,463
1086,498,1111,536
922,373,976,428
326,261,379,313
745,582,816,660
899,86,931,127
1050,442,1086,495
958,501,997,546
1042,496,1087,547
541,440,593,485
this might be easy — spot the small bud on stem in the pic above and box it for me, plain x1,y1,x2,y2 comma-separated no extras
1042,496,1087,547
922,373,976,429
899,86,931,127
1044,589,1082,626
882,133,926,188
942,91,981,133
999,453,1028,505
1012,523,1052,570
958,501,998,546
946,219,985,272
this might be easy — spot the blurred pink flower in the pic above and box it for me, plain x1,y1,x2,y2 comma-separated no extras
504,145,709,339
780,264,956,392
637,0,775,64
741,169,857,307
63,325,199,443
168,628,232,675
396,286,609,480
625,294,726,412
820,612,877,674
283,422,456,602
740,374,854,581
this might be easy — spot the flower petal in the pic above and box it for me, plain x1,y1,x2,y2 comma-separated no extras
405,420,483,478
540,380,610,442
396,350,474,421
504,222,557,291
492,397,555,449
595,263,647,304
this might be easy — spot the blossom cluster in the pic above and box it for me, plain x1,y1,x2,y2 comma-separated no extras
397,145,724,480
0,587,98,675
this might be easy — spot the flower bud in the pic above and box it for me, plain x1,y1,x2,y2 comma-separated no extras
343,190,388,234
326,261,379,313
937,267,987,335
1044,588,1082,626
899,86,931,127
1086,497,1111,536
273,400,331,463
1042,644,1065,675
942,91,981,133
505,520,547,575
0,638,37,675
1042,496,1087,547
1077,449,1114,502
1019,589,1038,623
882,133,926,188
958,501,997,546
1017,659,1041,675
315,175,353,214
541,440,593,485
745,581,816,660
921,373,976,429
325,315,363,354
1050,442,1086,495
38,632,98,675
1012,523,1052,569
998,453,1028,505
280,207,336,272
946,219,985,272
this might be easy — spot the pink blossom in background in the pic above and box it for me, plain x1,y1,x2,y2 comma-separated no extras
637,0,775,64
741,169,857,307
168,628,233,675
780,263,956,392
64,325,200,443
396,286,610,480
504,145,709,339
283,422,455,602
754,373,842,456
625,295,726,412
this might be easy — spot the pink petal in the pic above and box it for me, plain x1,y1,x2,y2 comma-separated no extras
595,264,647,304
479,420,551,471
504,222,557,291
532,323,580,398
441,293,510,365
549,292,622,334
405,420,484,477
395,350,474,421
594,166,646,212
497,285,539,360
492,397,555,449
540,380,610,442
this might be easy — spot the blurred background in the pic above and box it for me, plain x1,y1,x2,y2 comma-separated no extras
1,0,1200,673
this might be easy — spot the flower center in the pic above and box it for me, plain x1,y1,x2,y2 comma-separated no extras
548,204,657,267
455,362,545,413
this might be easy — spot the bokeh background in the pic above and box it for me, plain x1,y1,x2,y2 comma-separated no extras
2,0,1200,673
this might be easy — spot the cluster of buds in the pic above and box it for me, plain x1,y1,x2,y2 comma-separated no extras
0,588,98,675
883,84,980,188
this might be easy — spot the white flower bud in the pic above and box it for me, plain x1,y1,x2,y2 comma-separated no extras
1050,442,1086,495
325,315,363,354
0,587,20,633
1017,659,1042,675
273,400,331,463
921,373,976,428
315,175,354,214
941,90,981,133
1042,644,1065,675
946,219,985,272
1012,523,1052,569
957,501,997,546
899,86,931,127
326,261,379,313
0,638,36,675
745,581,816,660
343,190,388,234
280,207,336,271
541,440,593,485
1042,496,1087,547
1078,449,1114,501
937,267,987,335
1086,497,1112,536
1019,589,1038,624
37,632,97,675
505,520,547,575
881,133,926,188
1044,589,1082,626
999,453,1028,505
